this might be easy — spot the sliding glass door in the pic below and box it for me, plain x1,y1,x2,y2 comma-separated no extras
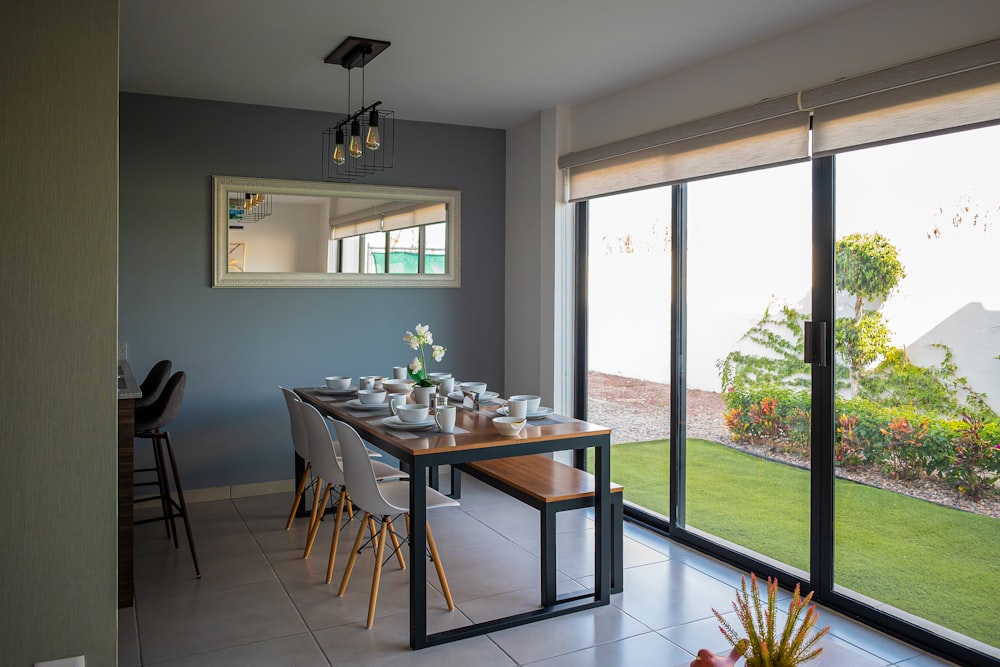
585,187,672,520
832,125,1000,654
684,163,813,571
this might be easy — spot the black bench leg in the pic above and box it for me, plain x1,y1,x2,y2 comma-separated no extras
611,493,623,595
449,467,461,499
540,506,558,606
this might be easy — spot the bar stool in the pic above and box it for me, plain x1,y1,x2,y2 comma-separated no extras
135,359,172,410
134,370,200,577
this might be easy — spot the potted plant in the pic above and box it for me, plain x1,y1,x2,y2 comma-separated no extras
402,323,447,405
692,573,829,667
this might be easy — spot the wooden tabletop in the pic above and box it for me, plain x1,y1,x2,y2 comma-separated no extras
295,387,611,461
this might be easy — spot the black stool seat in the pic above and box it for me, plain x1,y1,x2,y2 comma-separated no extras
134,370,200,578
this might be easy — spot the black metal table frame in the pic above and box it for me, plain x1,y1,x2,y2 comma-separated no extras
297,391,612,650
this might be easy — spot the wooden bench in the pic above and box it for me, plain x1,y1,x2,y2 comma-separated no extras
457,454,624,606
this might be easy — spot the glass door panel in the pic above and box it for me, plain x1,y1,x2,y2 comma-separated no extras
586,186,672,518
686,163,813,571
833,125,1000,654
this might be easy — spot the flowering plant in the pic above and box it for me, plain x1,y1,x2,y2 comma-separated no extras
403,323,447,387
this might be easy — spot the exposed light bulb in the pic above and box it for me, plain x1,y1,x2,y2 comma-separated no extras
349,118,363,158
333,128,346,165
365,108,381,150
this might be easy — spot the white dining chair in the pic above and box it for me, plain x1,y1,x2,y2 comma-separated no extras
330,418,458,628
279,387,315,530
298,401,407,583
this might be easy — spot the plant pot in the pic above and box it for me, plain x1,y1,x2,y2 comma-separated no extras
412,384,436,407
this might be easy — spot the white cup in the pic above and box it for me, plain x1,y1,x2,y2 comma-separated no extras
509,394,541,412
460,381,487,396
359,376,378,391
435,405,456,433
395,404,429,424
438,376,455,394
428,372,452,381
325,376,351,390
507,398,528,418
392,366,407,380
388,393,407,416
358,389,386,405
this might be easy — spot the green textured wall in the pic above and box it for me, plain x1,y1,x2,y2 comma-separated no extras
0,2,119,665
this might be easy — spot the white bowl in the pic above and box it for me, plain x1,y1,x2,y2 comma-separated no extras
357,389,387,405
381,379,413,395
508,394,541,412
325,376,351,390
493,416,527,436
428,372,453,381
460,381,488,396
395,404,429,423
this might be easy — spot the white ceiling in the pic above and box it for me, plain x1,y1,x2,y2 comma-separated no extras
120,0,872,129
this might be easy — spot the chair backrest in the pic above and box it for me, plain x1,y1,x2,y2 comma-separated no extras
298,401,345,487
330,419,401,517
135,371,186,433
135,359,172,408
279,387,310,460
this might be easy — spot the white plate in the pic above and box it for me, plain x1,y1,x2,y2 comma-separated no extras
381,416,436,431
315,385,358,395
448,390,500,402
496,405,554,419
345,398,389,411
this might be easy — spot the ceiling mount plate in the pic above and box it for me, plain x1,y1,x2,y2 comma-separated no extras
324,36,391,69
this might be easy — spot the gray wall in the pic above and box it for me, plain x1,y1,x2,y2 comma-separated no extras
119,93,506,490
1,2,119,665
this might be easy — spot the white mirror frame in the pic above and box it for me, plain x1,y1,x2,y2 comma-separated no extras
212,175,461,288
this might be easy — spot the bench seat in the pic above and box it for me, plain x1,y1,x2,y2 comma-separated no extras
458,454,623,606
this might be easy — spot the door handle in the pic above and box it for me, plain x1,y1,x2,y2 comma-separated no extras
803,321,828,367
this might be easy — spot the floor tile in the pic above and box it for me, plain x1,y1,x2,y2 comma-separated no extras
136,579,307,663
895,653,962,666
524,631,691,667
600,559,739,631
144,633,329,666
515,527,667,580
430,540,544,602
457,580,588,624
312,606,496,666
821,608,924,663
487,602,649,664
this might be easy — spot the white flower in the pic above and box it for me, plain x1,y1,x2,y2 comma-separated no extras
415,323,429,337
432,345,446,362
403,331,419,350
409,356,423,373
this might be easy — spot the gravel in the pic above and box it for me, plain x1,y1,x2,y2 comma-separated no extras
587,371,1000,520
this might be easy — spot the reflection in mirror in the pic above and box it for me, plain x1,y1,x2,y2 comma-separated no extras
212,176,460,288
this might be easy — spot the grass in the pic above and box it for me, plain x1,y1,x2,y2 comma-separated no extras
588,438,1000,648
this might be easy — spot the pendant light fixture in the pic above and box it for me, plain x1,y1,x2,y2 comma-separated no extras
322,36,394,182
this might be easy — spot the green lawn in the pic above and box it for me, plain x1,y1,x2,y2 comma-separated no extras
588,438,1000,648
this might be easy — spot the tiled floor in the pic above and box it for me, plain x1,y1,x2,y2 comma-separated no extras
121,475,960,666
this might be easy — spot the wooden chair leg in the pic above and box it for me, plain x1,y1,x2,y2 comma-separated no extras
325,487,348,584
425,520,454,610
304,483,331,559
367,515,379,547
386,516,406,570
285,463,311,530
366,517,389,628
305,476,324,538
338,511,371,597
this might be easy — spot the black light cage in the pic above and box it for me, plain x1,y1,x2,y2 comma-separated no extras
322,106,395,182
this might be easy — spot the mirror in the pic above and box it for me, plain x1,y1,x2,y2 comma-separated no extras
212,176,461,288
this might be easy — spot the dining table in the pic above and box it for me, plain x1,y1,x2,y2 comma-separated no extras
295,386,613,649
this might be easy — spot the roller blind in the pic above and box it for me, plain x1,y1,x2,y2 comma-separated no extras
563,38,1000,202
331,202,447,240
812,62,1000,156
567,113,809,202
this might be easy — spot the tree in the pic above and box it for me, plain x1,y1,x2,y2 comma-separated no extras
834,233,905,395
